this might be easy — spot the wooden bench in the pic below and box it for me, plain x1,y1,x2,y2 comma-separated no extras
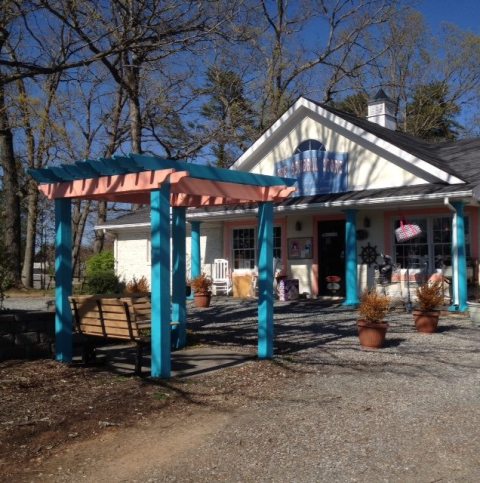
69,295,177,375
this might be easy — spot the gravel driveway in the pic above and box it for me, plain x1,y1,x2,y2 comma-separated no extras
152,299,480,482
5,296,479,482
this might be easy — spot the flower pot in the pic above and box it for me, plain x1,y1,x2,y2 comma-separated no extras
357,320,388,349
412,310,440,333
467,302,480,327
194,292,211,308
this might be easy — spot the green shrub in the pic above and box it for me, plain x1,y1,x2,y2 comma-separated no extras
84,271,121,295
85,251,114,277
84,251,120,294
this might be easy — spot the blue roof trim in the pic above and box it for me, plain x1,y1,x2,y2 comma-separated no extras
28,154,296,188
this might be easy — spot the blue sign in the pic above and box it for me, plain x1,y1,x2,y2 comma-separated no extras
275,150,348,196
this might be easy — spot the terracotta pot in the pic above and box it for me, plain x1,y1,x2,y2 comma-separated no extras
413,310,440,333
194,292,211,308
357,320,388,349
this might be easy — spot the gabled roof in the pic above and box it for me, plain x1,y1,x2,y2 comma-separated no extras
232,96,466,185
315,101,466,180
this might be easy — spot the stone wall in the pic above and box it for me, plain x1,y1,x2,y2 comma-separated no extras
0,311,55,360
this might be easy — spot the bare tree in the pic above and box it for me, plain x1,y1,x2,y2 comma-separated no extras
41,0,242,155
249,0,398,129
13,71,62,286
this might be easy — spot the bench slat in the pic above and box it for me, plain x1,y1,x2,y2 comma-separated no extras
80,325,139,339
70,296,158,343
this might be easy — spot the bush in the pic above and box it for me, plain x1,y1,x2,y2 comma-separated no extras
416,282,443,312
83,251,120,294
125,276,150,294
190,273,212,294
358,290,390,323
84,272,122,295
85,251,114,277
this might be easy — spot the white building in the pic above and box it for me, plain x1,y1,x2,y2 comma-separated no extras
99,92,479,308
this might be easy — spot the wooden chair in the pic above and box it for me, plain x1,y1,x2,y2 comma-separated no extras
212,259,232,295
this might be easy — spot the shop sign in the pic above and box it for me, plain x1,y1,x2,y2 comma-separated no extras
275,150,348,195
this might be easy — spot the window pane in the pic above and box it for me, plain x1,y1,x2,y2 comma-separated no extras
394,218,428,269
233,228,256,269
273,226,282,259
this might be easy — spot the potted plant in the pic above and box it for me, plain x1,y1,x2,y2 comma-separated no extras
190,273,213,308
357,290,390,349
413,281,443,333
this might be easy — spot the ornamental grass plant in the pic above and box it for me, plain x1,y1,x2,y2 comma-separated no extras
416,281,444,312
125,276,150,294
358,289,390,324
190,273,213,295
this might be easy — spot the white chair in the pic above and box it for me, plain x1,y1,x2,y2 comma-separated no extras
212,259,232,295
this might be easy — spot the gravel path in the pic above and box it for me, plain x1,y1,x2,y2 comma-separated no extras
6,297,479,482
149,299,480,482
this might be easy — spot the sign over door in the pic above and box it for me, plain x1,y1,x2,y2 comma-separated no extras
275,149,348,196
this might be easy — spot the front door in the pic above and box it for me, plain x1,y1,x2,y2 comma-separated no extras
318,220,345,296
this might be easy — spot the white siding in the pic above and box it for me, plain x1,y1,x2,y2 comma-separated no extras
114,223,224,287
115,229,151,285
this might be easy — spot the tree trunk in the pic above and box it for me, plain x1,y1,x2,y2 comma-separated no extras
0,82,21,285
72,200,91,278
93,200,107,254
21,180,39,287
129,95,142,154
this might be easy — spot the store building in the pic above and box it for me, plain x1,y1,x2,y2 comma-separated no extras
100,91,480,310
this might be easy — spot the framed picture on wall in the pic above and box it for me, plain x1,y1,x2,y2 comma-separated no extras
287,237,313,259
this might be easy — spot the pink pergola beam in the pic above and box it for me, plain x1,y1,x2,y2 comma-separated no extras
171,189,293,207
172,194,248,207
38,168,295,205
38,169,187,200
172,177,294,202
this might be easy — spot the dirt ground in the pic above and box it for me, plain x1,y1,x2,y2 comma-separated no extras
2,299,480,482
0,356,292,482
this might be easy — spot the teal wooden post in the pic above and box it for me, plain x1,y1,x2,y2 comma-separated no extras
257,202,274,359
343,209,359,306
54,198,73,362
150,185,171,378
449,202,468,312
172,207,187,349
189,221,201,300
190,221,201,280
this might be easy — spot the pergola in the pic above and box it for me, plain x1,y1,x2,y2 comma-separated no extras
29,154,296,378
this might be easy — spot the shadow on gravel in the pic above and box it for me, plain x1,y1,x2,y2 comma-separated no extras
188,298,359,355
185,298,480,379
383,337,405,348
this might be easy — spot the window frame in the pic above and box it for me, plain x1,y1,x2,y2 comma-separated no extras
231,225,283,270
392,215,470,271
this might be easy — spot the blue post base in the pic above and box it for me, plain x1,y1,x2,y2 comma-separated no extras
342,300,359,308
448,304,468,312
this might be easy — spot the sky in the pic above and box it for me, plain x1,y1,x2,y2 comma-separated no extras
419,0,480,34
